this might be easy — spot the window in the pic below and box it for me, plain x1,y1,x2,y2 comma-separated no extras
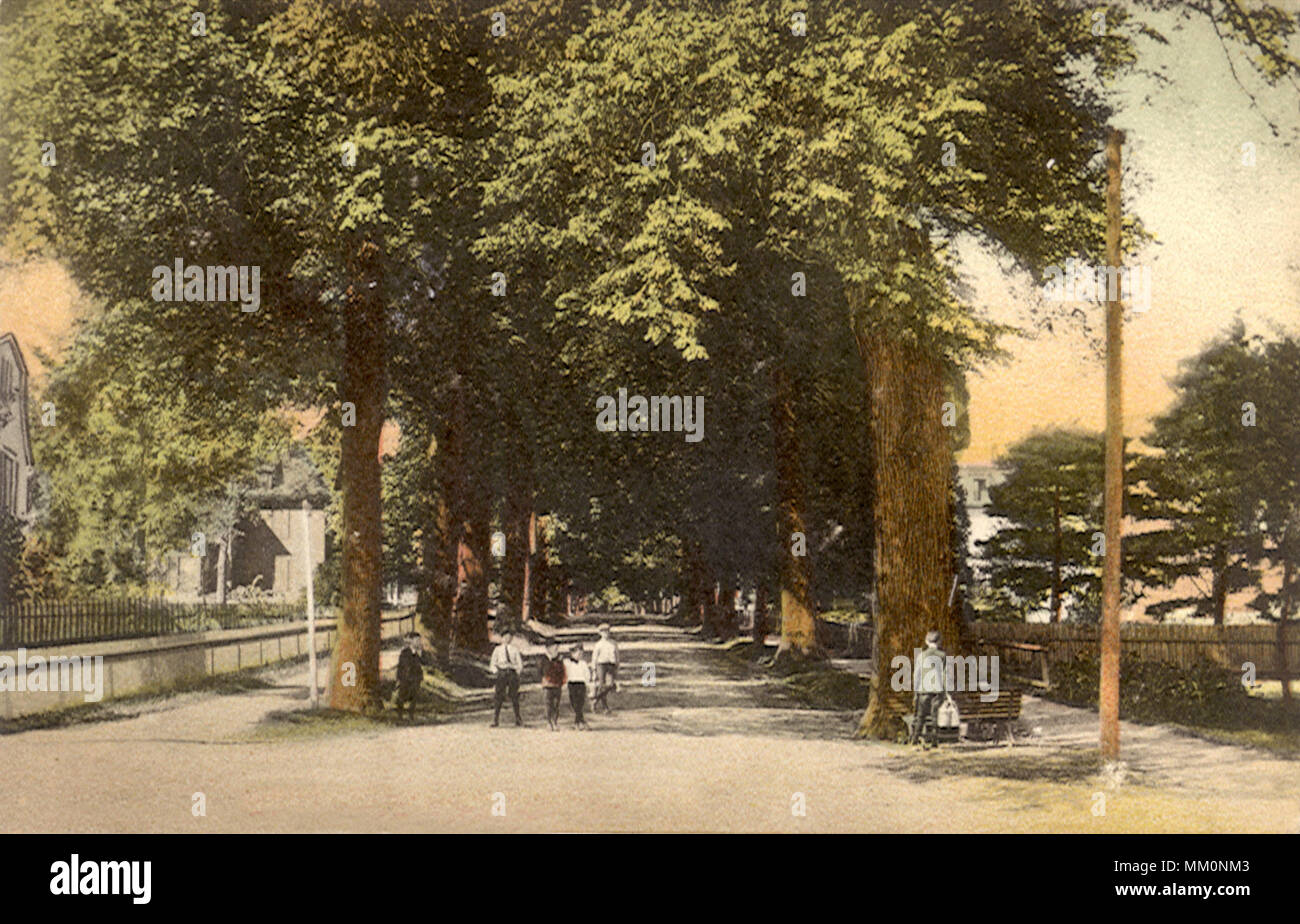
0,357,11,398
0,452,15,517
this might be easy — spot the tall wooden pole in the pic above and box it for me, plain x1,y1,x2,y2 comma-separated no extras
1100,128,1125,760
302,499,319,709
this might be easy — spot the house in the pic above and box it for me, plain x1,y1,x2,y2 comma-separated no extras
0,333,35,526
160,448,330,601
957,460,1006,563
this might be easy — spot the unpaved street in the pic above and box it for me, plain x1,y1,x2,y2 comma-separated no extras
3,620,1297,833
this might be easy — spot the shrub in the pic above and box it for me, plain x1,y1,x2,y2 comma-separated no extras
314,555,341,607
1046,653,1250,727
0,512,27,603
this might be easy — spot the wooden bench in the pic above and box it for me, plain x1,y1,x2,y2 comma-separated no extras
903,687,1023,745
952,688,1022,742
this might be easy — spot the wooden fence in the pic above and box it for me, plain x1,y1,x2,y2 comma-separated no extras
0,598,304,649
968,621,1299,678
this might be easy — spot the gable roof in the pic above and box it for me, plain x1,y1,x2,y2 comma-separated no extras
0,332,34,466
246,445,331,509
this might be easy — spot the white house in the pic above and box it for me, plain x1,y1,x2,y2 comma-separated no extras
0,333,35,525
957,460,1006,561
159,449,329,601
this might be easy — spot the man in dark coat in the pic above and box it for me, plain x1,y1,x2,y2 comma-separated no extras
394,633,425,720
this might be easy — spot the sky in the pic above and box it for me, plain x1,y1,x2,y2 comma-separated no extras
0,3,1297,459
956,3,1300,462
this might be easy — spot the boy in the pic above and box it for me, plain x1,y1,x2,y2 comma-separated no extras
539,640,566,731
911,630,948,748
489,629,524,727
394,632,424,721
591,624,619,714
564,643,592,730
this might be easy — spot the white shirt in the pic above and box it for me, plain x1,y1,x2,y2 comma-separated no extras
592,638,618,665
490,643,523,675
564,657,591,684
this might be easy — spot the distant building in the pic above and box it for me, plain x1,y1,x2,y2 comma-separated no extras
957,461,1006,564
0,333,35,525
160,448,330,600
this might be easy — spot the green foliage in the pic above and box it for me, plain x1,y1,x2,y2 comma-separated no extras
1046,653,1252,727
1128,322,1300,622
4,0,1298,629
314,555,342,609
28,302,291,590
0,511,26,603
978,429,1106,620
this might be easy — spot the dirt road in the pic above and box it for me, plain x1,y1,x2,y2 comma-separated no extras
2,620,1296,833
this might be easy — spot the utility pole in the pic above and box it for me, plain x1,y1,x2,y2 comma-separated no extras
302,499,319,709
1100,127,1125,761
1052,483,1063,624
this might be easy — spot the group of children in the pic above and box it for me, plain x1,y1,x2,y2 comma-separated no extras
535,626,619,730
393,624,619,731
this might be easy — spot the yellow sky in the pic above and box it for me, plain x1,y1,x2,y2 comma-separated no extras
0,258,79,382
1,8,1296,460
959,8,1300,462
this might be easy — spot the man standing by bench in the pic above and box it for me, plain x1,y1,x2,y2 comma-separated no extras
911,630,948,748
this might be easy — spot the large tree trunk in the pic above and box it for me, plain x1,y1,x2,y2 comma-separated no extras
707,577,727,640
855,329,960,739
680,540,705,627
502,478,531,632
699,564,717,636
1210,543,1227,626
442,375,490,654
530,516,552,623
452,500,490,652
752,583,769,658
771,365,818,660
718,574,738,640
330,241,386,713
417,486,455,668
523,510,537,623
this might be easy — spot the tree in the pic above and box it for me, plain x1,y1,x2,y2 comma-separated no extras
1250,334,1300,701
1128,322,1289,624
1,0,478,710
1127,324,1299,698
0,511,26,604
27,302,289,591
978,430,1106,622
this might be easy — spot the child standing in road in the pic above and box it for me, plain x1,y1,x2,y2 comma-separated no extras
540,640,566,731
591,624,619,714
564,643,592,730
